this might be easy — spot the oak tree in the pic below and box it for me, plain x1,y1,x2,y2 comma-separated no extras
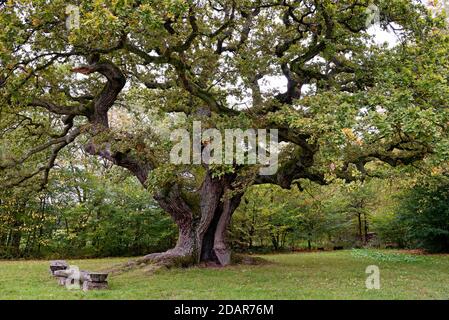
1,0,448,266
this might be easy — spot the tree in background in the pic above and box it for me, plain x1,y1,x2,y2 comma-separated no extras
231,182,357,251
337,182,378,245
0,146,176,258
0,188,46,258
394,175,449,253
231,185,297,251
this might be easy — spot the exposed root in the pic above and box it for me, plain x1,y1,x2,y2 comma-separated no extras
103,249,196,275
102,251,269,275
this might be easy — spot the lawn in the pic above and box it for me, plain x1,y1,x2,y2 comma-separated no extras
0,250,448,300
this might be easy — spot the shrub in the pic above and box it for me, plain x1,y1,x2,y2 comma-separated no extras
396,176,449,253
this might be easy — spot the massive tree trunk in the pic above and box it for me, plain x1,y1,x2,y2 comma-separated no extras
144,171,243,267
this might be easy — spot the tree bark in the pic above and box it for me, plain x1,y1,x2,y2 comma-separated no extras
357,213,363,243
364,214,369,244
209,192,243,265
144,171,243,267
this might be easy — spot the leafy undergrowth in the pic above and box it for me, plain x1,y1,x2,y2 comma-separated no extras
0,250,448,300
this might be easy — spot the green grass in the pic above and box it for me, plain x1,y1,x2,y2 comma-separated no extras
1,250,448,300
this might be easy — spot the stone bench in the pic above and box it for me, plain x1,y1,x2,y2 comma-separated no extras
50,260,109,291
49,260,69,275
82,273,109,291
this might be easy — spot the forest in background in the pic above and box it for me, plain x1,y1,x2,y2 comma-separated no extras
2,144,448,259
